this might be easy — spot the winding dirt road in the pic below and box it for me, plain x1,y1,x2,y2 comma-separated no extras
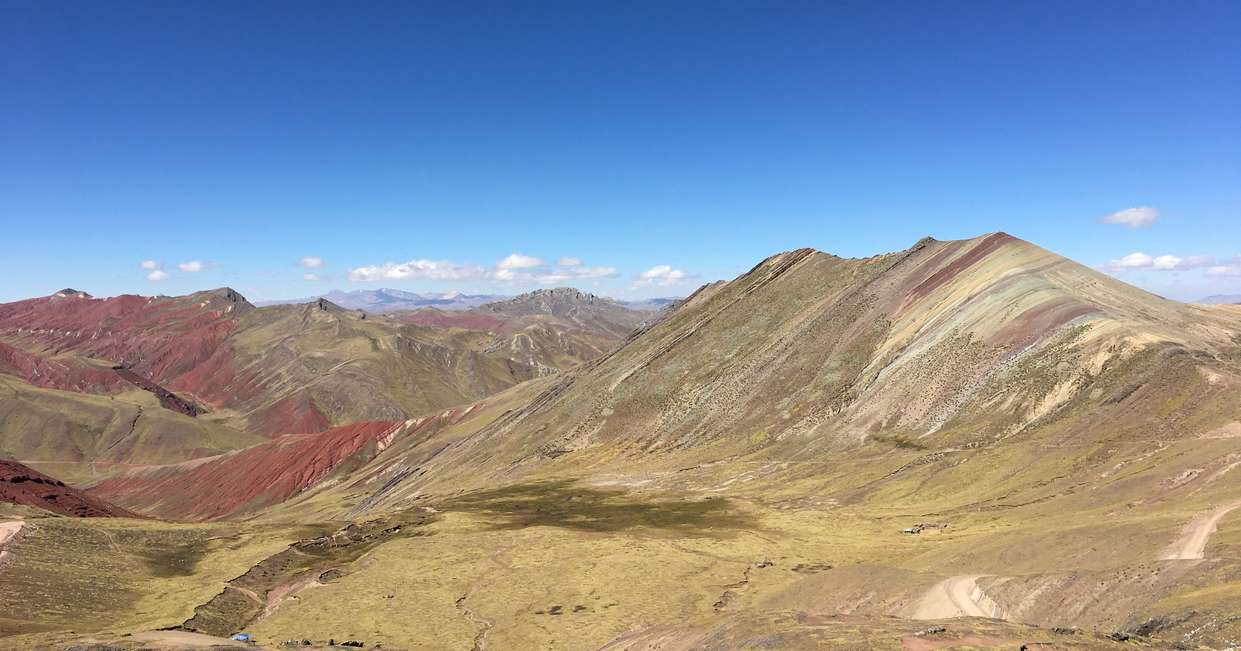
0,521,22,546
0,520,25,565
909,575,1006,620
1162,500,1241,561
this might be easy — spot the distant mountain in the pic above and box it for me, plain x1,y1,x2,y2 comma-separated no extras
256,288,505,312
1196,293,1241,304
393,287,654,373
477,287,649,338
620,297,683,311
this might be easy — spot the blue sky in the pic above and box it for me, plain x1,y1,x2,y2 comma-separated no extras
3,1,1238,302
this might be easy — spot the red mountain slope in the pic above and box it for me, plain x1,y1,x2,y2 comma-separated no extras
0,288,258,416
88,406,478,520
0,459,137,518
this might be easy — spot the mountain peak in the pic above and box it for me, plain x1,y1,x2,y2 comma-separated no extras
193,287,250,304
52,288,91,299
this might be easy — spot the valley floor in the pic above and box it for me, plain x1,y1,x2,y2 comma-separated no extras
2,469,1239,649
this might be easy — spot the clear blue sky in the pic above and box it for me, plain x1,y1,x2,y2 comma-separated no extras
3,1,1239,302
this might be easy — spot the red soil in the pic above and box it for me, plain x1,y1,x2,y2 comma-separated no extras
254,392,332,437
0,459,138,518
0,341,126,393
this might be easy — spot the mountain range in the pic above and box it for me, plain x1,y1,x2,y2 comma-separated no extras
2,234,1241,650
1197,294,1241,305
256,288,679,314
256,289,506,312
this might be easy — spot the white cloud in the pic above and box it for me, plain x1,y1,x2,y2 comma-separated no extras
140,260,160,270
1112,252,1154,269
497,253,544,270
636,265,691,286
1102,206,1159,228
299,256,324,269
1101,251,1216,273
558,257,583,267
303,273,322,281
178,260,207,272
147,269,169,281
349,259,488,282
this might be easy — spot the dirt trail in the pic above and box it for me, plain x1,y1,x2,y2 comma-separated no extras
1162,500,1241,561
0,520,23,546
257,573,323,623
909,575,1007,620
117,630,250,648
454,539,518,651
0,520,23,565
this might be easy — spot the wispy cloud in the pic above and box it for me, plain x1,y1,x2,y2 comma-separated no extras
497,253,544,270
1100,251,1216,273
558,257,583,267
147,269,169,281
140,260,160,270
299,256,324,269
303,273,323,281
1102,206,1159,228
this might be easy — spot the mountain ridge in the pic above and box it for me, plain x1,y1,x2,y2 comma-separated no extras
6,232,1241,649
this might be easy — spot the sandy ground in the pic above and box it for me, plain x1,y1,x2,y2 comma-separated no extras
1162,500,1241,560
908,575,1006,620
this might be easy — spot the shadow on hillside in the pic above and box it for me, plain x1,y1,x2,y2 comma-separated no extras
440,479,757,534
